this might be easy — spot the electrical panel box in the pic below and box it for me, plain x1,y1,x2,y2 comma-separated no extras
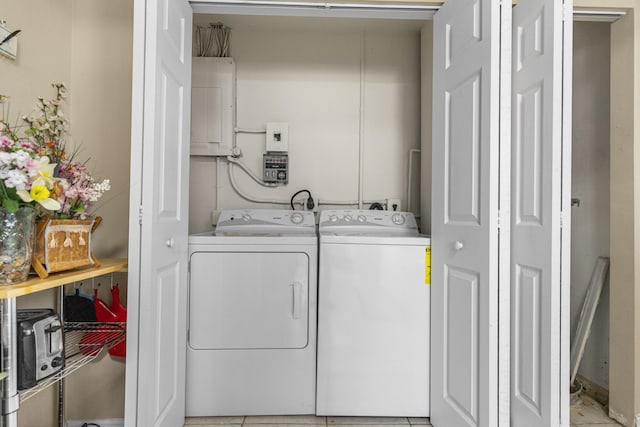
190,57,235,156
263,154,289,184
266,122,289,152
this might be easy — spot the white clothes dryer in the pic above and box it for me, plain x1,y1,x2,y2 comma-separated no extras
186,209,317,416
316,210,430,417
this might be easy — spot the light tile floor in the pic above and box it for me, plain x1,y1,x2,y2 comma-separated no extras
184,415,431,427
571,394,623,427
184,394,622,427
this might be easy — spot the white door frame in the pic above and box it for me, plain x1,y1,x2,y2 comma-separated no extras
124,0,147,424
560,3,573,426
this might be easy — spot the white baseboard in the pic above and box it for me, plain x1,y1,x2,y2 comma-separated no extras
66,418,124,427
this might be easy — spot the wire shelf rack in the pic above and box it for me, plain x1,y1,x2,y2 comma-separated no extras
20,322,126,403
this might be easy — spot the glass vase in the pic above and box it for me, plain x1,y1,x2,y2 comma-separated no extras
0,206,36,285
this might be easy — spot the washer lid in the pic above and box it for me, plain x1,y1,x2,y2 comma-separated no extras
215,209,316,236
319,209,419,237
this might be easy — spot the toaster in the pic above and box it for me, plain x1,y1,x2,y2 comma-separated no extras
16,309,64,390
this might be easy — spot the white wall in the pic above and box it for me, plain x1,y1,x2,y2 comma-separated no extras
0,1,72,123
69,0,133,259
65,0,133,422
189,15,422,233
1,3,73,426
571,22,611,390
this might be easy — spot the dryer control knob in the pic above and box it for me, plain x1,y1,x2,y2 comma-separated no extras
344,215,353,222
242,214,251,222
329,215,339,222
357,215,367,223
291,213,304,224
392,213,405,225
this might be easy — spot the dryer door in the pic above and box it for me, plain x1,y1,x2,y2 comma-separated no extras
189,251,309,350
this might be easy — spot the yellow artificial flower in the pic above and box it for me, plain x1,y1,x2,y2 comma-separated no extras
30,185,50,200
17,179,61,211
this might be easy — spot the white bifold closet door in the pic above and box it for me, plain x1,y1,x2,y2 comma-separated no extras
431,0,506,426
511,0,572,426
126,0,192,426
431,0,571,426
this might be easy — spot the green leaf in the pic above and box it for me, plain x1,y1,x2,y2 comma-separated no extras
5,186,17,199
2,199,19,213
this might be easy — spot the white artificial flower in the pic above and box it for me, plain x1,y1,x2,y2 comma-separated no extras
32,157,56,187
4,170,28,189
0,152,11,165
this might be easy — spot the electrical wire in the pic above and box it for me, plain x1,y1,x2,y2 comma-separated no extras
318,199,377,206
211,22,231,57
358,32,366,209
290,189,312,210
223,147,380,209
215,157,222,212
227,156,277,188
227,160,291,205
407,148,420,214
235,127,267,134
195,23,232,57
195,25,214,57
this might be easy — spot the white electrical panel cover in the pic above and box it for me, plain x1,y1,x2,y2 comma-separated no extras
191,57,235,156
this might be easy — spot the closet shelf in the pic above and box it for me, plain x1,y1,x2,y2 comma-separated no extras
20,322,126,403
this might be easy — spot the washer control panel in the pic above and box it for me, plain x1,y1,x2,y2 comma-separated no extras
319,210,418,232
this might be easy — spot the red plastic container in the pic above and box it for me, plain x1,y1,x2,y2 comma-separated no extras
107,285,127,358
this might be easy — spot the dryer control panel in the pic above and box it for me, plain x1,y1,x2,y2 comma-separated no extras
217,209,315,231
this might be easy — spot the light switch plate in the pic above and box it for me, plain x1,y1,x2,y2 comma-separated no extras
0,23,18,60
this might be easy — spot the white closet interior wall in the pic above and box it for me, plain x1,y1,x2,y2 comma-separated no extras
188,15,423,232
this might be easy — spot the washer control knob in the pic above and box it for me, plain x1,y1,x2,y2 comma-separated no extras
329,215,339,222
242,214,251,222
391,213,405,225
290,212,304,224
357,215,367,223
343,215,353,222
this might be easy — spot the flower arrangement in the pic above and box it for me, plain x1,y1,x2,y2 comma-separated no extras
0,135,61,213
1,83,110,219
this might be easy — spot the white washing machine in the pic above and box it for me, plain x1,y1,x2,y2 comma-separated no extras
316,209,430,417
186,209,317,416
